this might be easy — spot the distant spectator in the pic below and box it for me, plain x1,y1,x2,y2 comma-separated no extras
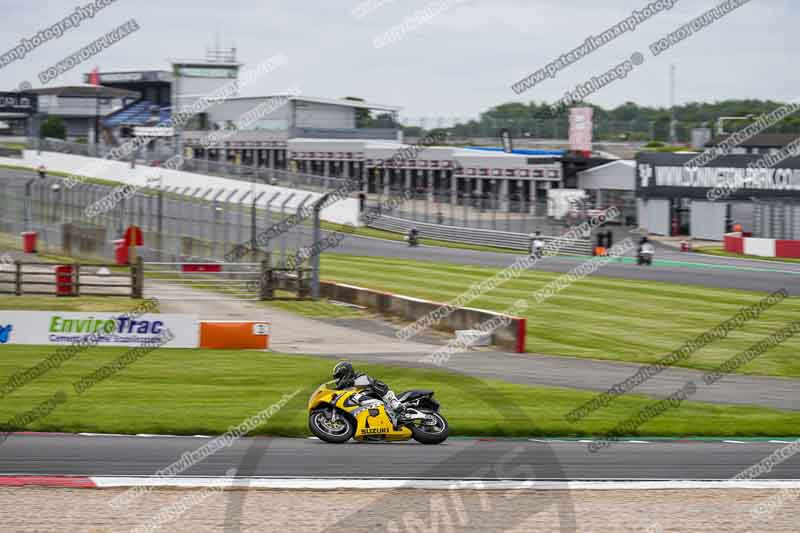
37,164,46,179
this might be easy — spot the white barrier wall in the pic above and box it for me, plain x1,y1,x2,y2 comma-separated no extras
0,311,198,348
7,152,360,226
743,238,776,257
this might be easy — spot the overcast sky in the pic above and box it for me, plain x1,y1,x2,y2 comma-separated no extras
0,0,794,123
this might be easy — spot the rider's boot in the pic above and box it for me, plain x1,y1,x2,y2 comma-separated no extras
383,391,406,428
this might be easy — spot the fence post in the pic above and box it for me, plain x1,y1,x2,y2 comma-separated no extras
14,260,21,296
74,262,81,297
130,258,137,298
132,256,144,298
259,259,268,300
297,265,306,299
251,198,257,261
310,193,330,300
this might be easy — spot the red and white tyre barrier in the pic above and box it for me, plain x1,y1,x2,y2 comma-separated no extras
724,232,800,259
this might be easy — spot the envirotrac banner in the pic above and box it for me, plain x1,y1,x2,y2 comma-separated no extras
0,311,198,348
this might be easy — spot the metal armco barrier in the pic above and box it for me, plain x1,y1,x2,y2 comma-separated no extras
368,215,593,256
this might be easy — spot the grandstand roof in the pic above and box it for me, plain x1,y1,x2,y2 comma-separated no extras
294,96,401,112
29,85,139,99
196,94,401,112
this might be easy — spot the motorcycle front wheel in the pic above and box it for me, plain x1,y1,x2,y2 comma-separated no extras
409,410,449,445
309,408,355,443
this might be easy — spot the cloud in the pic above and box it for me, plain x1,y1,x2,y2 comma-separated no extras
0,0,794,119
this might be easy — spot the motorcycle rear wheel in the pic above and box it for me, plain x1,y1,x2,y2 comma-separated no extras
409,411,449,445
309,408,355,443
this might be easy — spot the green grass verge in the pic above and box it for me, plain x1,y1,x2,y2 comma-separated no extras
0,296,148,313
320,254,800,379
0,346,797,438
694,246,800,265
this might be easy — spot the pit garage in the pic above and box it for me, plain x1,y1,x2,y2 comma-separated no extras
635,152,800,241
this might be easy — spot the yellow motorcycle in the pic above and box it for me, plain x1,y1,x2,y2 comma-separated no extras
307,380,449,444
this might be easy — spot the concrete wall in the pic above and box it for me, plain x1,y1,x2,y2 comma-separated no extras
320,281,525,353
690,200,727,241
9,152,361,226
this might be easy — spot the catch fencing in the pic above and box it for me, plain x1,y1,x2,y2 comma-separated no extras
0,174,317,269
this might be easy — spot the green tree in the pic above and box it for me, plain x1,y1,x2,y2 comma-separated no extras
40,116,66,140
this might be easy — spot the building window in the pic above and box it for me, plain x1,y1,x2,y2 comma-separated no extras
249,118,289,131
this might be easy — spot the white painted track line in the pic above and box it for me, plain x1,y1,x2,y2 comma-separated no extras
88,477,800,491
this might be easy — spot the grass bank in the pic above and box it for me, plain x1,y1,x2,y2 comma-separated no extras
320,254,800,378
0,347,797,438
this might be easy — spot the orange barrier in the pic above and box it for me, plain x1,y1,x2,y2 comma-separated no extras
199,321,270,350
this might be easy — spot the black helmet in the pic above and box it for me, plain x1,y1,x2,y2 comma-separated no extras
333,361,354,383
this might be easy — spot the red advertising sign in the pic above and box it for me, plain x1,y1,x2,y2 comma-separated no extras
181,264,222,273
123,226,144,247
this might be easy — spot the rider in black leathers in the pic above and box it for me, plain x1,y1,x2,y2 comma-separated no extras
407,227,419,247
332,361,405,424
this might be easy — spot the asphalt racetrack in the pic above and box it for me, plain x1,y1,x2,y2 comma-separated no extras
1,435,797,480
334,235,800,296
